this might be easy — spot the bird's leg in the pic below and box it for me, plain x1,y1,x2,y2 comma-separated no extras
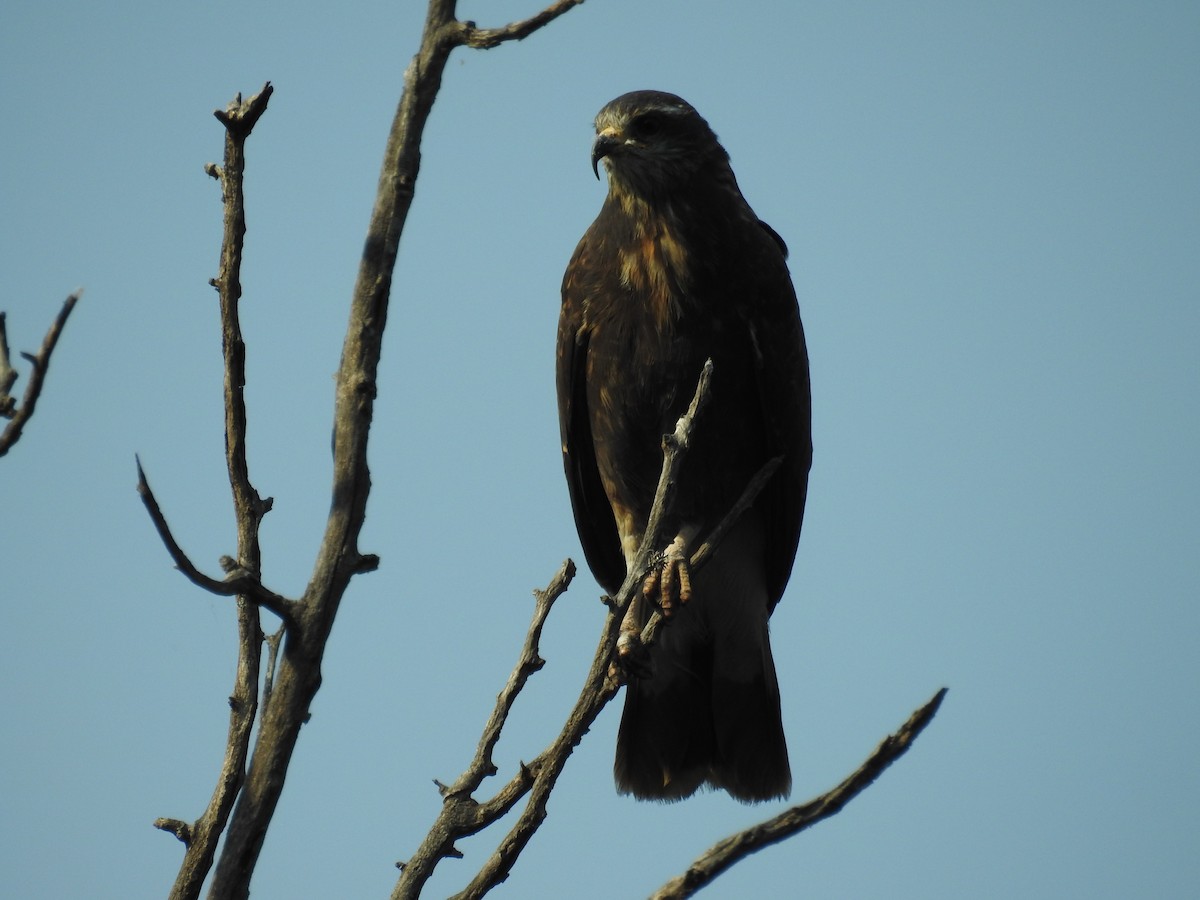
613,591,651,678
643,532,693,619
618,591,643,652
612,526,697,680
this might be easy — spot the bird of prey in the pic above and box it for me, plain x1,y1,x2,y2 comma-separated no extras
556,91,812,803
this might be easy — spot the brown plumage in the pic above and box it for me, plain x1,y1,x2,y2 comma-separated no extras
557,91,812,802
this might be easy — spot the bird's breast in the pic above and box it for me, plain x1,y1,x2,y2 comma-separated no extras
614,219,692,328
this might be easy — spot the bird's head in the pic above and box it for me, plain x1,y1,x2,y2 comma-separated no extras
590,90,730,199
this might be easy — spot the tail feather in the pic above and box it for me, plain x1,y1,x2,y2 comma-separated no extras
614,517,790,803
708,631,790,801
615,605,713,800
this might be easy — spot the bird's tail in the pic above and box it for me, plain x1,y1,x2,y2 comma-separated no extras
614,519,791,803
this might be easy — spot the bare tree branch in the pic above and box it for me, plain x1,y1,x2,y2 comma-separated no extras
640,453,782,649
687,455,782,576
391,560,578,882
650,688,950,900
633,359,714,592
0,291,80,457
135,456,298,624
453,0,587,48
456,560,577,800
155,82,277,900
394,364,715,900
153,818,193,844
145,4,944,897
196,3,588,897
395,353,946,897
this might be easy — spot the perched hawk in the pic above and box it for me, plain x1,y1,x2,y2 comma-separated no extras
557,91,812,802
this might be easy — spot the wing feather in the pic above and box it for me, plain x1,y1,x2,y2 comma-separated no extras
557,241,626,594
747,220,813,609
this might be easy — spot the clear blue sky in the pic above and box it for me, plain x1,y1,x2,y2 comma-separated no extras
3,2,1197,897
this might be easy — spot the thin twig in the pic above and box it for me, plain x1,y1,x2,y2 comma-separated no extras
0,291,81,457
640,454,783,647
453,0,587,48
649,688,950,900
0,313,12,409
458,560,576,800
153,818,193,844
135,457,298,625
392,562,576,880
688,456,782,575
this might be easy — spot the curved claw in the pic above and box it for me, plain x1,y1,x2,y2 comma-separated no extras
614,631,652,679
642,542,693,618
611,593,652,683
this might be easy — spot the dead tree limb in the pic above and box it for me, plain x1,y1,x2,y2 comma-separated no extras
650,688,949,899
0,291,80,457
454,0,586,48
146,3,590,898
393,363,715,899
397,350,943,898
640,452,782,649
153,83,280,900
142,1,946,895
135,457,299,625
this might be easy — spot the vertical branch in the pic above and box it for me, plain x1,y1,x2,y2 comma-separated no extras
174,3,584,897
159,84,274,900
213,86,275,565
210,0,456,892
205,2,463,888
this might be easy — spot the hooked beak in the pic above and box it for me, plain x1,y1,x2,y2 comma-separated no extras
591,131,621,179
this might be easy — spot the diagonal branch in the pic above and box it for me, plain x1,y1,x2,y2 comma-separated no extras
639,453,782,647
0,291,81,457
209,83,276,554
392,363,715,900
393,563,577,883
687,455,781,576
135,457,298,625
650,688,950,900
452,0,588,49
454,560,577,802
396,349,946,898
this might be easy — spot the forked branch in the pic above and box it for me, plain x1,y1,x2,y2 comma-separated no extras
397,354,945,898
145,2,946,897
160,3,591,898
640,453,782,648
0,291,80,457
153,83,276,900
394,363,716,899
453,0,586,48
135,456,298,625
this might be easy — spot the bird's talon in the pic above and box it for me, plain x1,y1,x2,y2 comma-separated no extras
615,632,652,679
642,567,660,600
642,545,692,618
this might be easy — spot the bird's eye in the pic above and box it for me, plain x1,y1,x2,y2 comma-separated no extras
631,114,662,138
